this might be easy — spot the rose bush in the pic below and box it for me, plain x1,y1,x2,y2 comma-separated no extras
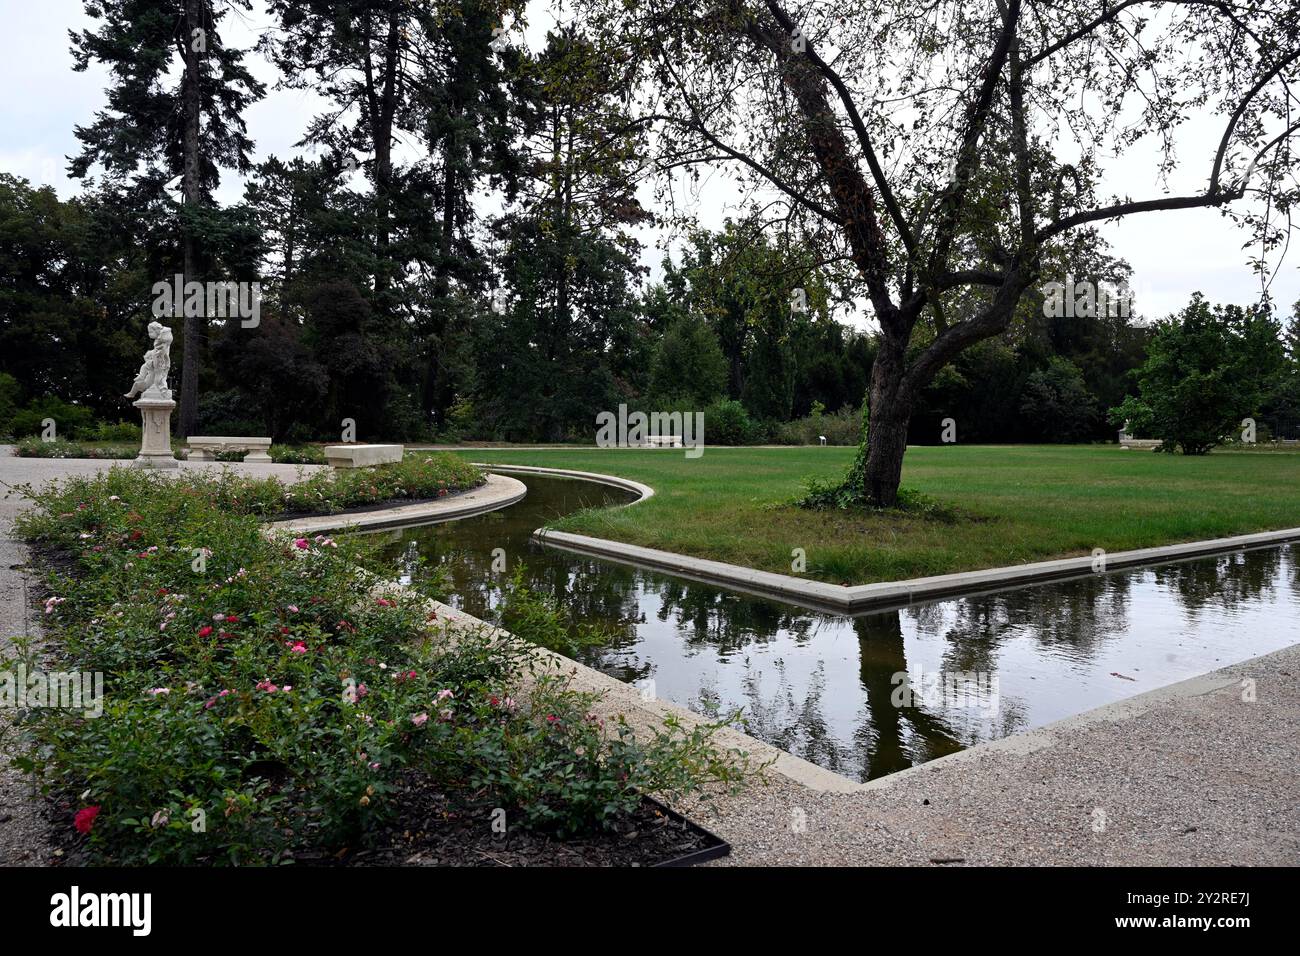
8,465,747,864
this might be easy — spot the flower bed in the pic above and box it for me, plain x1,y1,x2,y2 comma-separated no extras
223,454,485,517
8,466,746,864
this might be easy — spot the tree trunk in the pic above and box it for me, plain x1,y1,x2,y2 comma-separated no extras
851,335,912,507
422,134,457,427
369,12,400,308
178,0,203,439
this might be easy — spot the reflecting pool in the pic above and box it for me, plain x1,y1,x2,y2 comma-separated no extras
380,474,1300,782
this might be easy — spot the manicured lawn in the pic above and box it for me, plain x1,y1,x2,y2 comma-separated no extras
452,445,1300,585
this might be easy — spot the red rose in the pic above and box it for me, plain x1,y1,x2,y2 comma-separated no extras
197,626,213,638
74,805,101,834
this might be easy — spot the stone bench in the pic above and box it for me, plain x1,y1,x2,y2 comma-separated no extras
186,436,273,462
324,444,404,468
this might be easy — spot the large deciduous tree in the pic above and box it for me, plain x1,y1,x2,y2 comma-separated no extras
70,0,264,437
583,0,1300,504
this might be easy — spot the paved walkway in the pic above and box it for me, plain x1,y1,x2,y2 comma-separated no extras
686,642,1300,865
0,492,47,864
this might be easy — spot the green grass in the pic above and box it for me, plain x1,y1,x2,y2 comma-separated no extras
451,445,1300,585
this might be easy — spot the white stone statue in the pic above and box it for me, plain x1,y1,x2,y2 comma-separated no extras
125,321,173,400
126,321,179,468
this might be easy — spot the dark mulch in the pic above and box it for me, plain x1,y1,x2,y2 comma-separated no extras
42,785,727,868
311,780,726,867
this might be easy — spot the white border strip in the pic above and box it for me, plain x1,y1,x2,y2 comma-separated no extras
470,462,653,505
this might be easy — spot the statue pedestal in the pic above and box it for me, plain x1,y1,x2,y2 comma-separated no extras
131,396,179,469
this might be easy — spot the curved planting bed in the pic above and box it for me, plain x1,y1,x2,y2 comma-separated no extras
7,456,745,866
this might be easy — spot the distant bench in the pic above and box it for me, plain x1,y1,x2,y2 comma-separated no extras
186,436,272,462
324,444,404,468
1117,427,1161,450
642,435,682,448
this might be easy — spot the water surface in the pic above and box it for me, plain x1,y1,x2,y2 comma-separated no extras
380,474,1300,782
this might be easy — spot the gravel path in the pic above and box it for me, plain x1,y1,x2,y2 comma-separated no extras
0,510,53,865
678,643,1300,866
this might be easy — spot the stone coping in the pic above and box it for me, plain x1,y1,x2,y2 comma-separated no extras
417,597,859,794
469,462,654,505
476,462,1300,614
539,526,1300,614
268,473,526,534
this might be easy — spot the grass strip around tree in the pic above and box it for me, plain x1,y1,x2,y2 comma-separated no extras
456,445,1300,585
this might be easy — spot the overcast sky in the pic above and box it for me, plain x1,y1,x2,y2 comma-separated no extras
2,0,1295,329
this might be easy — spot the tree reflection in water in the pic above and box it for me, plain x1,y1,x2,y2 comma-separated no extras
382,476,1300,782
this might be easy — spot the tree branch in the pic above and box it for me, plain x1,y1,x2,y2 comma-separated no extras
1211,48,1300,194
925,0,1022,282
761,0,917,257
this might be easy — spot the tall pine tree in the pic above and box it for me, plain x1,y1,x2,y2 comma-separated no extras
70,0,264,436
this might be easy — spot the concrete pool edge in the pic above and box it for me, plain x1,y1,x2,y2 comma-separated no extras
476,462,1300,614
470,462,654,507
268,473,527,535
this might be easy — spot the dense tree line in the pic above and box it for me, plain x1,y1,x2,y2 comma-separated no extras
6,164,1300,445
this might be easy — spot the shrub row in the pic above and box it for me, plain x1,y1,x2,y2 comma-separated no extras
14,438,330,467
